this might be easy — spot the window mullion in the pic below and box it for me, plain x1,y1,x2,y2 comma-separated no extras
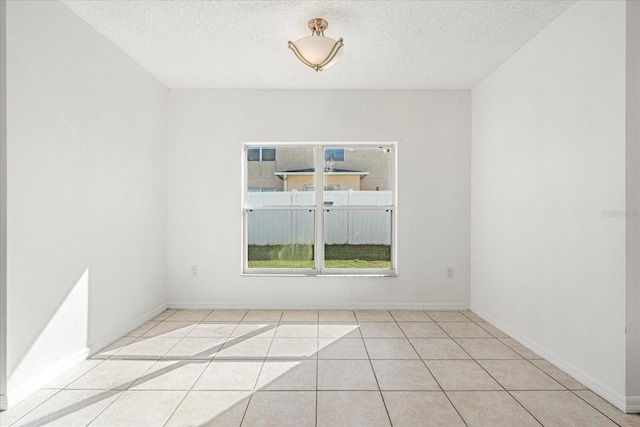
314,145,324,273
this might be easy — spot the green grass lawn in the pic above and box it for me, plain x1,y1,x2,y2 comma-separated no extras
247,244,391,269
247,260,391,269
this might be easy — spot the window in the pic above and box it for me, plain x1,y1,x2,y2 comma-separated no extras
261,148,276,161
324,147,345,162
243,144,396,276
247,147,276,162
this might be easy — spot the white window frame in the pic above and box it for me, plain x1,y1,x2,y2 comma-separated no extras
241,142,397,277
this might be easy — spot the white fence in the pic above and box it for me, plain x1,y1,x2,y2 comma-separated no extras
247,190,392,245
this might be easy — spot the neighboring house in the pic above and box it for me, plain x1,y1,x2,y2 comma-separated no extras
247,146,391,192
274,168,368,191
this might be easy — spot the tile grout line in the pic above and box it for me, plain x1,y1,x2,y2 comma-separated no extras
82,345,169,426
460,312,547,427
18,309,178,426
238,310,283,427
83,390,124,427
464,312,617,425
161,311,238,426
396,309,469,427
569,390,625,427
7,309,634,426
161,389,190,427
129,310,251,425
170,316,228,421
6,389,63,427
359,310,393,426
94,320,188,426
435,310,544,425
63,358,107,389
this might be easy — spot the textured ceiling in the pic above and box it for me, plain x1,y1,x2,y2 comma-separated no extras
60,0,576,89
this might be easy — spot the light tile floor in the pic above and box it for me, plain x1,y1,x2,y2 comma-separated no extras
1,309,639,426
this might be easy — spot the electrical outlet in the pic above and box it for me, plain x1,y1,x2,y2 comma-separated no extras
447,268,453,279
190,266,198,277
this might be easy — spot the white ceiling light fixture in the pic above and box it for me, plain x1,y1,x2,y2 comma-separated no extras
288,18,344,72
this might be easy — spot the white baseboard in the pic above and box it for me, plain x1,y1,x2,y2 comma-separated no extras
6,347,89,409
627,396,640,413
0,394,7,411
88,303,168,355
167,302,470,310
470,305,630,413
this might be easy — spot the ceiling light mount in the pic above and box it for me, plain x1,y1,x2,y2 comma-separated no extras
288,18,344,72
308,18,328,36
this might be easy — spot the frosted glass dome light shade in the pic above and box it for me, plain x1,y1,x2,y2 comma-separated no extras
288,18,344,72
289,36,344,70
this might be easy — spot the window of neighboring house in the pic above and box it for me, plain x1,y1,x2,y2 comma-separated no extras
247,147,276,162
324,147,345,162
243,143,396,276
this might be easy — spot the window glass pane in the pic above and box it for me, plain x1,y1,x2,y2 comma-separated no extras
323,209,391,269
246,146,315,205
323,146,393,207
247,209,315,269
247,148,260,162
325,148,345,162
261,148,276,161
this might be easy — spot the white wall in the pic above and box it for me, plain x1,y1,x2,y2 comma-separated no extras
0,0,8,412
626,0,640,410
167,90,470,308
6,0,168,404
471,0,629,411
